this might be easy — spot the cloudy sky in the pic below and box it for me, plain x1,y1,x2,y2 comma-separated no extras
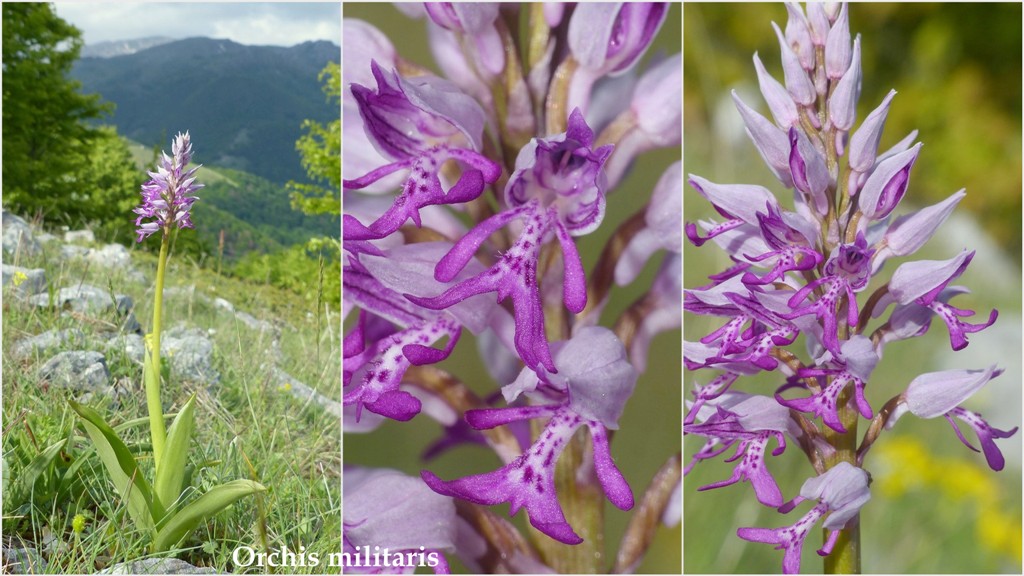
54,3,340,47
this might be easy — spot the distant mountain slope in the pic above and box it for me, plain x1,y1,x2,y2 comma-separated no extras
81,37,174,58
72,37,339,185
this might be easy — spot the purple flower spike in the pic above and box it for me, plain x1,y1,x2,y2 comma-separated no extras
739,462,870,574
134,131,203,242
424,3,504,76
568,3,668,76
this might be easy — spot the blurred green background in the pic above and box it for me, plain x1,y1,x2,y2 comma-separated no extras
684,3,1021,573
344,4,682,574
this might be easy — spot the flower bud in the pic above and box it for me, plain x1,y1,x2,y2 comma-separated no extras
569,3,668,76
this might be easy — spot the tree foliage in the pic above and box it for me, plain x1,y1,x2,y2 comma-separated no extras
2,3,116,223
287,62,340,217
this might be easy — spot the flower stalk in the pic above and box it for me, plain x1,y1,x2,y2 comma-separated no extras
145,232,171,473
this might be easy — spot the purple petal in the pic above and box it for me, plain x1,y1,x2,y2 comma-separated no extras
569,3,668,76
772,22,815,106
587,421,634,510
883,189,965,257
905,365,1002,419
828,35,861,131
889,249,973,305
857,142,922,220
344,468,456,551
732,91,794,187
754,52,799,127
824,2,851,79
945,408,1019,471
848,90,897,173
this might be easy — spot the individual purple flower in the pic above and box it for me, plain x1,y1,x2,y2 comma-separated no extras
408,109,611,374
134,131,203,242
887,366,1018,470
422,327,637,545
738,462,870,574
343,243,499,422
781,233,875,356
685,392,799,507
775,336,878,433
887,250,998,350
343,61,501,242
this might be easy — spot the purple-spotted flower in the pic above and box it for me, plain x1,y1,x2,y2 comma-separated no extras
422,326,637,544
345,5,680,570
738,462,870,574
134,131,203,242
685,3,1014,573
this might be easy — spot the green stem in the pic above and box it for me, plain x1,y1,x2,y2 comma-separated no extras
146,233,170,473
822,384,861,574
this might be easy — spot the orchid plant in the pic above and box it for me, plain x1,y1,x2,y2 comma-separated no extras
683,3,1017,574
343,3,681,573
71,132,264,553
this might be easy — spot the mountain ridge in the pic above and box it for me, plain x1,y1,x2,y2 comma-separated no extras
71,37,339,185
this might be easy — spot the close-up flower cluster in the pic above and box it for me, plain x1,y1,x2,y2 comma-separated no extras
683,2,1020,574
342,3,681,574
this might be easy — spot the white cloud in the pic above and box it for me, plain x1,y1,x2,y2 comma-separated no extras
54,3,340,47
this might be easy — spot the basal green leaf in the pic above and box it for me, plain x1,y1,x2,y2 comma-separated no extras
155,394,196,511
154,479,265,552
69,400,163,533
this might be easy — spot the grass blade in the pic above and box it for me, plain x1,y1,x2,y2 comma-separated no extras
15,439,66,503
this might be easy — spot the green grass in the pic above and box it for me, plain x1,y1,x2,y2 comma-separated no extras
2,229,340,573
